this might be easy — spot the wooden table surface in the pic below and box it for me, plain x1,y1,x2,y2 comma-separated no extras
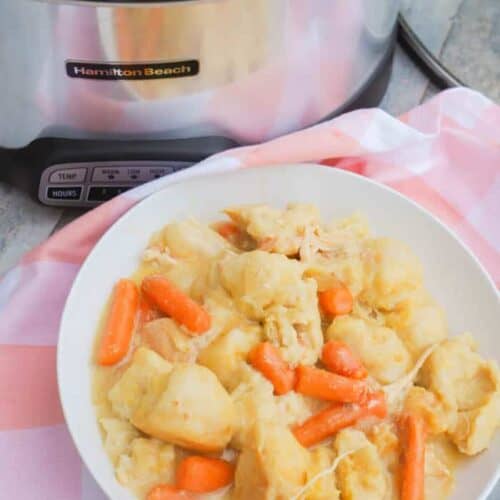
0,0,499,497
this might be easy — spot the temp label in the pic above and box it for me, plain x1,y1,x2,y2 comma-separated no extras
66,60,199,80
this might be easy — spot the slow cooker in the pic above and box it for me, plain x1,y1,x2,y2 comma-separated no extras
0,0,400,206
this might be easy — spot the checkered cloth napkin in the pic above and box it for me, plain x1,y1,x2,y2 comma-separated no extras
1,88,499,499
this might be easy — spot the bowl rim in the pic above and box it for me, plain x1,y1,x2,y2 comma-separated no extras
57,162,500,500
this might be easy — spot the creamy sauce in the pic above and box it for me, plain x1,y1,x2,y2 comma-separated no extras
425,436,463,500
91,206,499,500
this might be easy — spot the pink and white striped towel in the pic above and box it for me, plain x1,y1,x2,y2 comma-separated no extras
0,88,499,499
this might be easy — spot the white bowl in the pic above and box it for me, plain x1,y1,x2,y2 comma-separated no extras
58,164,500,500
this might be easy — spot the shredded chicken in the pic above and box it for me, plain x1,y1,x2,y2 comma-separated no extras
142,246,177,266
290,446,367,500
382,343,440,412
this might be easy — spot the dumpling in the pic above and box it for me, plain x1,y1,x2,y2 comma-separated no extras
132,363,236,452
419,334,499,411
143,220,232,295
160,219,232,260
326,316,411,384
100,418,140,464
230,365,277,449
160,257,224,304
108,347,173,420
274,391,327,428
198,325,262,391
367,422,400,500
202,288,250,339
115,437,175,497
160,259,209,295
302,214,373,297
368,427,455,500
334,429,387,500
140,318,198,363
141,292,246,364
220,250,322,365
385,293,447,355
424,438,455,500
361,238,422,310
449,391,500,455
220,250,306,318
304,446,340,500
225,203,320,256
367,422,399,465
232,421,310,500
303,253,370,300
403,386,455,435
419,334,500,454
230,365,324,450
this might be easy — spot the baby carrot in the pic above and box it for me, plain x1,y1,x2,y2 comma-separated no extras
400,414,426,500
293,391,387,447
321,340,367,379
248,342,296,395
318,285,353,316
176,456,235,493
141,276,211,335
147,485,193,500
97,279,139,366
295,365,367,403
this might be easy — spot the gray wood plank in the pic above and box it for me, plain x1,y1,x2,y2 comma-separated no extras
0,181,62,274
440,0,500,102
401,0,466,53
380,45,434,116
380,0,466,115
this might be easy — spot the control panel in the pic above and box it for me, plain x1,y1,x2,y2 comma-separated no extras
38,161,193,207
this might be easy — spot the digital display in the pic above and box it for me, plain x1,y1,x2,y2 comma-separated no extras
87,186,132,202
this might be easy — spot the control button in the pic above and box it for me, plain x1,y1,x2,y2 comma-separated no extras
123,166,165,182
47,186,82,201
92,167,129,182
49,168,87,183
147,166,174,180
87,186,132,202
126,167,142,181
